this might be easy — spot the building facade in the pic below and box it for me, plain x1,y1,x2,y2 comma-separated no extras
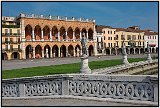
2,16,22,60
144,30,158,53
18,13,97,59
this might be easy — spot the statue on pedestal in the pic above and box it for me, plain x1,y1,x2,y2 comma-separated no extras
146,42,152,62
122,41,129,65
80,35,91,74
81,36,87,56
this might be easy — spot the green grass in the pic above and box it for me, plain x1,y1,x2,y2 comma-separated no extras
2,58,145,79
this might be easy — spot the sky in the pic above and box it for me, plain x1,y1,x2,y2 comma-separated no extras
2,2,158,32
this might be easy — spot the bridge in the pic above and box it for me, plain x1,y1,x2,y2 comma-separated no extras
2,72,158,106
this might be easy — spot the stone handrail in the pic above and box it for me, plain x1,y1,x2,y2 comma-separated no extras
2,74,158,103
93,59,158,75
18,13,95,23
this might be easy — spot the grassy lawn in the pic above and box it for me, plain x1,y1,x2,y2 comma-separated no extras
2,58,145,79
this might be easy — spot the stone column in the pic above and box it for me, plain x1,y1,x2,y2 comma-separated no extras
109,48,112,55
115,49,117,55
50,30,52,41
73,48,76,57
94,43,97,56
22,48,26,59
50,49,53,58
154,47,156,53
42,49,44,58
58,48,61,57
128,48,130,54
86,31,88,40
133,48,136,54
58,31,60,41
66,31,68,41
139,48,141,54
46,48,49,58
80,31,82,40
32,30,35,41
66,49,68,57
33,47,35,58
73,31,75,42
41,30,44,41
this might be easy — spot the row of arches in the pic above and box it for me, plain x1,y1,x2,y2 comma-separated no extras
25,44,94,59
2,52,20,60
25,25,93,41
105,47,158,55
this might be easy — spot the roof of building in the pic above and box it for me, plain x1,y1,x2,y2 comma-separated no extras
144,31,158,35
95,25,112,33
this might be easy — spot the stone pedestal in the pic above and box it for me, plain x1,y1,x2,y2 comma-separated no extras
147,53,152,63
123,55,129,65
80,54,91,74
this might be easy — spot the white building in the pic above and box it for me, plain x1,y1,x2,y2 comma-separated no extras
144,30,158,53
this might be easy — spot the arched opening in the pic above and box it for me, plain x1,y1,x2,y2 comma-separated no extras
34,25,41,40
52,45,59,57
25,25,32,40
81,28,87,37
75,27,80,40
11,52,20,59
135,48,139,54
156,47,158,53
2,53,8,60
111,48,116,55
130,48,134,54
152,48,155,53
44,45,51,58
75,44,81,57
52,26,58,40
106,48,110,55
117,48,122,55
60,27,66,41
88,28,93,40
67,27,73,40
140,48,144,54
68,45,74,57
88,45,94,56
60,45,66,57
26,45,33,59
35,45,42,58
43,26,50,40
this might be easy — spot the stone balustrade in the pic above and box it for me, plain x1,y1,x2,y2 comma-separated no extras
2,74,158,103
18,13,95,22
93,59,158,75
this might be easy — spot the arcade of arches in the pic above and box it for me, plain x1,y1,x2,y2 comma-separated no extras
24,24,94,41
25,44,95,59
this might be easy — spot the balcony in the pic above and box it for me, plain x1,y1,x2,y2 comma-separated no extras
2,33,21,36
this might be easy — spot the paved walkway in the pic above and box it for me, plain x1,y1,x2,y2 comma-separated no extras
3,96,156,106
2,54,158,70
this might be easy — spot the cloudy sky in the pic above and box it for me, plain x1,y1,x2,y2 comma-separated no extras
2,2,158,31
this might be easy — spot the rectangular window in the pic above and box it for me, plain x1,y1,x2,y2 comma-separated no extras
108,37,110,40
116,35,118,40
108,31,109,34
108,43,110,47
10,45,13,50
132,35,136,40
114,43,116,47
5,29,8,35
111,37,112,40
121,35,125,40
5,45,8,50
104,43,106,48
104,36,105,40
10,29,12,35
114,31,115,34
111,31,112,34
127,35,131,40
10,38,13,43
116,42,118,46
5,38,8,43
155,36,156,39
111,43,112,47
